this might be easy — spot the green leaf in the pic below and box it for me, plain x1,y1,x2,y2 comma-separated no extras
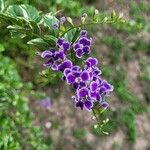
0,44,4,52
27,38,48,47
0,0,5,12
64,28,80,42
29,21,41,33
10,31,26,38
7,25,29,38
0,13,22,25
43,35,57,46
43,13,59,29
6,4,40,21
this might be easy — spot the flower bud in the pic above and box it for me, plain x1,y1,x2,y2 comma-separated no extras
82,13,88,19
67,17,74,26
94,124,98,129
92,116,96,120
94,9,99,15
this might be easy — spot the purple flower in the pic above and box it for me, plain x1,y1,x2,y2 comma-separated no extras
100,101,109,110
58,59,73,72
60,16,66,24
73,30,92,58
41,49,66,71
56,38,70,53
80,30,87,36
64,66,90,87
76,100,93,111
85,57,98,68
39,97,52,109
52,23,59,29
77,87,88,97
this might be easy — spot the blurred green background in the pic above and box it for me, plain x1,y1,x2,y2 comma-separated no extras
0,0,150,150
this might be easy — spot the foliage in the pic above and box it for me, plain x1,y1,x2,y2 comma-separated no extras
12,0,95,16
0,54,49,149
101,36,124,64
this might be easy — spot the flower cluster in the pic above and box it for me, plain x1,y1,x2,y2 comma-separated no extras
41,38,72,71
41,30,113,111
73,30,92,58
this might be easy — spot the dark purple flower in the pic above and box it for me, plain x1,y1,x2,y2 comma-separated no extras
76,100,84,110
84,100,93,110
101,80,113,92
73,31,92,58
100,101,109,110
77,87,88,97
41,49,66,70
41,50,53,58
81,71,90,81
80,30,87,36
85,57,98,68
56,38,70,53
58,59,72,72
90,81,98,92
66,73,76,84
75,99,93,111
64,66,91,86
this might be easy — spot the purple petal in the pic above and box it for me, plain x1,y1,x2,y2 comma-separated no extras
80,30,87,36
79,82,86,87
102,80,113,91
64,68,71,76
55,51,65,60
76,49,83,58
77,87,88,98
94,70,101,76
58,60,73,72
86,57,98,67
81,71,90,81
99,86,106,94
72,66,80,71
73,71,81,78
84,100,93,110
90,81,98,92
56,38,64,48
74,43,80,51
73,82,79,89
41,50,52,58
66,73,75,84
101,101,109,109
51,63,58,70
83,46,90,53
62,42,70,53
60,16,66,24
96,93,101,101
50,48,56,53
76,101,84,110
79,37,89,46
89,91,97,99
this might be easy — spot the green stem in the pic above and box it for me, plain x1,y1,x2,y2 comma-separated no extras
92,108,101,128
61,20,115,37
